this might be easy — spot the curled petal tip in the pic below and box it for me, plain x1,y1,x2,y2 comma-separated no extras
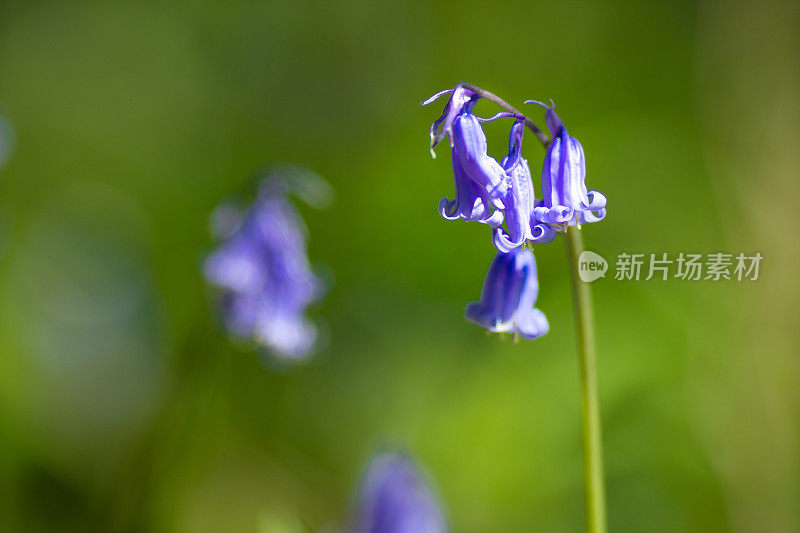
529,222,557,244
517,308,549,340
582,191,607,211
476,112,526,123
493,228,523,254
421,88,455,106
576,207,606,224
534,205,573,224
524,100,550,109
484,209,505,228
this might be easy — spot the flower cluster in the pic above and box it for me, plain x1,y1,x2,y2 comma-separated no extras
424,84,606,339
204,176,325,360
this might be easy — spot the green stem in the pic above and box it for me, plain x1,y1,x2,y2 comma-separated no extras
564,228,607,533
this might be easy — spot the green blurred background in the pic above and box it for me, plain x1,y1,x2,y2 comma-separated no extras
1,0,798,531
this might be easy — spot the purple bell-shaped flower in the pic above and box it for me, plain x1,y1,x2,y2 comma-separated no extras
204,178,324,360
466,247,549,340
493,119,557,252
351,453,447,533
425,87,509,223
528,101,606,227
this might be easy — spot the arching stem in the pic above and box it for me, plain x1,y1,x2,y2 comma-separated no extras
457,83,549,147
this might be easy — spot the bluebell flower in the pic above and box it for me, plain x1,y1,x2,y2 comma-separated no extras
204,179,323,360
352,453,447,533
424,85,477,152
493,120,557,252
0,114,15,169
424,87,509,220
449,111,509,202
527,101,606,226
438,151,505,227
466,248,549,340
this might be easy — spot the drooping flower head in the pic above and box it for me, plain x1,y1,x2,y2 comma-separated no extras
424,85,478,152
466,247,549,340
424,86,509,224
527,100,606,226
351,453,447,533
204,174,327,360
493,119,557,252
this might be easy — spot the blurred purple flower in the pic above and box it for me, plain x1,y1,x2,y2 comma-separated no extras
528,101,606,226
466,248,549,340
204,179,323,359
0,114,15,169
493,120,557,252
352,453,447,533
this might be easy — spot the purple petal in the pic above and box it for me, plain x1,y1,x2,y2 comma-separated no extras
204,185,324,360
465,249,548,340
425,86,477,151
534,103,606,228
353,454,447,533
529,221,557,244
515,308,549,340
439,152,503,226
451,114,508,200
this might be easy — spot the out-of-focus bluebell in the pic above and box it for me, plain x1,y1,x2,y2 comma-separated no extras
204,172,328,360
493,120,556,252
527,101,606,227
351,453,447,533
466,247,549,340
0,114,15,169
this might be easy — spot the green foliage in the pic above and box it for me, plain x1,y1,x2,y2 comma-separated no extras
0,0,797,531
